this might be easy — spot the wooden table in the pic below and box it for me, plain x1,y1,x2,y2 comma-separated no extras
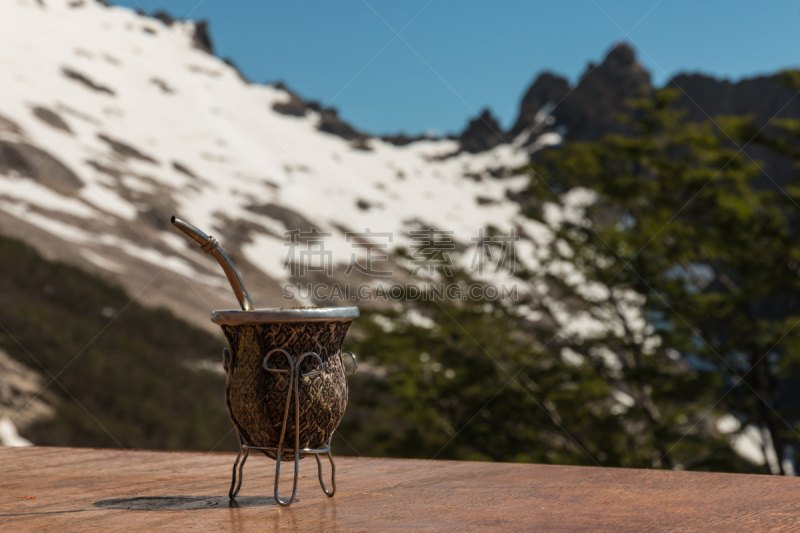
1,446,799,531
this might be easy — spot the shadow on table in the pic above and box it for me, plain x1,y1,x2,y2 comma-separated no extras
93,496,282,511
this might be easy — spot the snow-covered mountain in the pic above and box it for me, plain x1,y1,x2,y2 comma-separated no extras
0,0,577,331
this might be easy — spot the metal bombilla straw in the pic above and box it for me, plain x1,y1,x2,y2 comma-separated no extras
170,216,254,311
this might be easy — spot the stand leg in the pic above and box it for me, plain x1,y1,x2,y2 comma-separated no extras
274,449,301,507
228,447,249,499
316,451,336,497
262,349,336,507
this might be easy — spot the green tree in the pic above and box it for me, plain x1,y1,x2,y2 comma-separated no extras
340,289,622,465
339,236,749,471
526,88,800,474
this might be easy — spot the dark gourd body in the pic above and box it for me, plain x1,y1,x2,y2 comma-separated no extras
222,320,351,460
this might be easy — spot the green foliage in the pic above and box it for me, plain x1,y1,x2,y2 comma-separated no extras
338,258,753,471
0,234,235,452
340,295,605,464
524,89,800,474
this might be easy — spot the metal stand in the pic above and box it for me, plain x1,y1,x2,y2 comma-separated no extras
227,348,357,507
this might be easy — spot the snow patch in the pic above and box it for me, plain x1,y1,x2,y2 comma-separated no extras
0,417,32,447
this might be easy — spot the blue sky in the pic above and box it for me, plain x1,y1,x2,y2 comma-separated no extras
112,0,800,136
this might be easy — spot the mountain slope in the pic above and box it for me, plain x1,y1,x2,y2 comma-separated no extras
0,0,545,333
0,232,234,451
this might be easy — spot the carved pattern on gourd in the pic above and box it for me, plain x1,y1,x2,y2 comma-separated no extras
222,320,351,460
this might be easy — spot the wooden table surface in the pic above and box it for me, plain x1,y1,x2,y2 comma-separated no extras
1,446,799,532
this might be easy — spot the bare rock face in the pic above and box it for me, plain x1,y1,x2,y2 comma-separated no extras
32,106,72,134
271,83,371,147
514,43,652,144
152,10,175,26
501,40,800,195
272,91,308,117
461,43,652,152
459,109,509,154
246,202,316,233
509,72,570,138
61,67,115,95
192,20,214,54
0,140,84,196
0,349,55,436
563,43,652,140
0,115,22,135
668,73,800,126
97,134,159,164
380,132,430,146
271,82,324,117
318,108,368,143
505,40,800,183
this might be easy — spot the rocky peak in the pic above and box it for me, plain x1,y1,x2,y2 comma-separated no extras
508,42,652,146
191,20,214,54
509,72,570,138
152,10,175,26
602,41,639,71
458,108,508,154
563,42,651,140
